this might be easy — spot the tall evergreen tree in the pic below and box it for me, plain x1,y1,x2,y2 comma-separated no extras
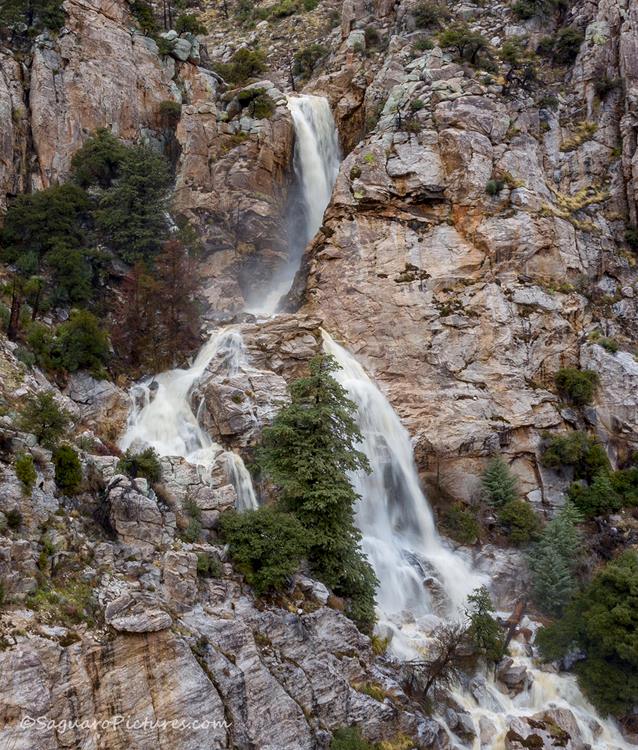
258,353,378,631
481,456,518,508
529,502,583,615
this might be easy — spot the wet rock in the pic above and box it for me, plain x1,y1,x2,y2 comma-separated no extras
496,657,532,695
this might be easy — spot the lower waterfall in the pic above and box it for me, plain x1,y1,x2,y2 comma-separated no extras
119,327,258,511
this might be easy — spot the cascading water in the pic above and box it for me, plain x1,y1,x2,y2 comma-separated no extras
117,89,631,747
322,331,631,749
245,94,340,315
120,328,258,510
322,330,485,657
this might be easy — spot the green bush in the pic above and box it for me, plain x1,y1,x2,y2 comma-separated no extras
442,503,480,544
538,27,583,64
269,0,299,17
330,727,373,750
159,100,182,125
214,48,266,85
554,368,599,406
625,227,638,250
537,551,638,717
529,502,582,616
219,506,309,594
196,552,223,578
54,310,110,374
438,23,490,66
181,497,203,543
293,44,327,78
117,447,162,482
53,444,83,494
481,457,518,508
498,499,541,544
71,128,128,189
175,13,206,34
540,431,609,481
129,0,157,34
413,1,450,28
568,472,623,518
511,0,564,19
18,392,72,448
236,88,276,119
413,37,434,52
15,453,37,494
486,179,505,196
0,0,66,33
6,508,23,529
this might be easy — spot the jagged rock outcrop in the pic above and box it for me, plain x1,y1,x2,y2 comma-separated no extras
294,0,638,511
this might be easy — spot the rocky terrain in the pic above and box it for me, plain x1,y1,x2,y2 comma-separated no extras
1,0,638,747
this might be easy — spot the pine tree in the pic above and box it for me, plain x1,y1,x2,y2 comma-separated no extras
529,502,583,615
465,586,504,664
258,354,378,631
481,457,518,508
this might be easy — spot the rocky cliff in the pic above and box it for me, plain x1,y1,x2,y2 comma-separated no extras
1,0,638,747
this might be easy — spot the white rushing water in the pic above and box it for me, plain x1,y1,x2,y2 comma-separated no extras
120,327,257,511
118,92,633,747
322,330,485,657
246,94,340,315
322,331,631,749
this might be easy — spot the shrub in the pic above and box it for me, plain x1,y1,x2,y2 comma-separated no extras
481,457,517,508
71,128,128,189
117,447,162,482
438,23,490,66
53,444,83,494
214,48,266,85
269,0,298,17
540,431,609,481
511,0,563,19
159,100,182,126
554,368,599,406
594,76,620,99
413,37,434,52
18,392,72,448
568,472,623,518
175,13,206,34
625,227,638,250
330,727,374,750
442,503,480,544
529,502,582,615
293,44,327,78
219,506,309,594
129,0,157,34
498,499,541,544
486,179,505,196
54,310,110,374
537,551,638,717
6,508,22,529
196,552,223,578
15,453,36,494
538,27,583,64
180,497,202,543
236,88,275,119
413,1,450,29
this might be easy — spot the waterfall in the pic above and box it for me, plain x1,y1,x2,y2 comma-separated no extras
245,94,340,315
120,328,258,511
322,331,485,657
323,331,631,749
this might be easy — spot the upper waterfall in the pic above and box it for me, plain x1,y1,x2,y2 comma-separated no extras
246,94,340,315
